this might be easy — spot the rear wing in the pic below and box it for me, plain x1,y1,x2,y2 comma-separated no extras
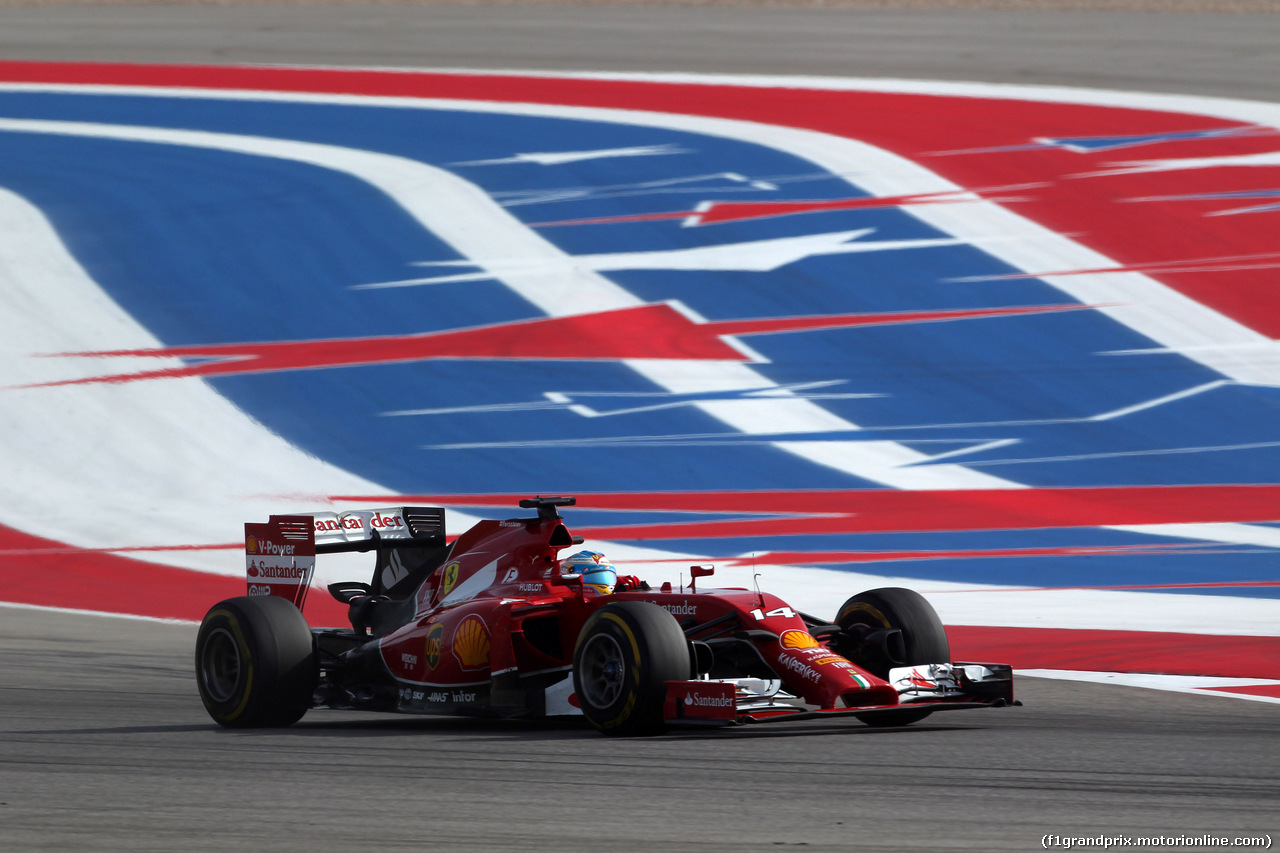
246,506,448,608
307,506,446,554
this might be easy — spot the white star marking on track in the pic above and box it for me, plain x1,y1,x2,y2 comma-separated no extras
353,229,964,289
452,143,689,166
1080,150,1280,176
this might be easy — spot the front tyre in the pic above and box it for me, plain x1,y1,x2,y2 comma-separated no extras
834,587,950,728
195,596,319,728
572,602,692,737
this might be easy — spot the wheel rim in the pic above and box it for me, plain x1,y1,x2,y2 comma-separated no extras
578,633,626,709
200,627,243,703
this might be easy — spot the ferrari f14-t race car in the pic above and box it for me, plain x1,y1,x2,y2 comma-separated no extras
195,497,1016,735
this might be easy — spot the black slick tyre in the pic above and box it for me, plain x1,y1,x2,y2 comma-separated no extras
195,595,319,728
834,587,950,728
572,601,692,737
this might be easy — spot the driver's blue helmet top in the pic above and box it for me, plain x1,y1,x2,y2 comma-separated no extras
561,550,617,594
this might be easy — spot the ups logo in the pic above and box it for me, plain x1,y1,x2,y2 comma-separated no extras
423,624,444,670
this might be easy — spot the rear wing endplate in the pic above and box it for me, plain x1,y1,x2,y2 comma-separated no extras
245,515,316,608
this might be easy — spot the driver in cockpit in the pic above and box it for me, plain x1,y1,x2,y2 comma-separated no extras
559,550,645,593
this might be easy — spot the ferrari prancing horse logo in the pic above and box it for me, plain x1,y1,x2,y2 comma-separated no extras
440,561,461,596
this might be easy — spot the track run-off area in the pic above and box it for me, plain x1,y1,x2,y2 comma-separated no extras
0,5,1278,850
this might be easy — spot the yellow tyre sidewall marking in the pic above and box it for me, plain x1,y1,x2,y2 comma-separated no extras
208,608,255,722
599,612,641,730
838,601,891,629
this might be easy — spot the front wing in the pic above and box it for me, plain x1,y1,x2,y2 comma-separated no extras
664,662,1017,727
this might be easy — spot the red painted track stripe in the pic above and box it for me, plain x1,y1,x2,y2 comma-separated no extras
0,544,239,555
43,302,1086,388
5,60,1279,339
339,486,1280,536
3,521,1275,678
949,626,1280,679
0,525,347,625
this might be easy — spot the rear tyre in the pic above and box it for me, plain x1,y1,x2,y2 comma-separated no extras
195,596,319,728
572,602,692,737
834,587,950,728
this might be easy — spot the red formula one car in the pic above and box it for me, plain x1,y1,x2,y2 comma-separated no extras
195,497,1016,735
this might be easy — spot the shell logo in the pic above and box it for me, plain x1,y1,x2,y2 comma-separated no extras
423,624,444,670
246,535,258,554
452,615,491,670
780,630,819,650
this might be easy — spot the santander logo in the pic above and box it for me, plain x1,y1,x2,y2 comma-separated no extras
314,513,405,533
684,691,734,708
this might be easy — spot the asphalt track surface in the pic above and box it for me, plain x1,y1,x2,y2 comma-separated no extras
2,607,1277,852
1,5,1278,851
0,3,1278,102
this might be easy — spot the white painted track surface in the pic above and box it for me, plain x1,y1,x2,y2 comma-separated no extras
2,78,1280,637
2,5,1280,646
0,7,1278,851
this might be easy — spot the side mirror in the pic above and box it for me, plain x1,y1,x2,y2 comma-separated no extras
690,564,714,592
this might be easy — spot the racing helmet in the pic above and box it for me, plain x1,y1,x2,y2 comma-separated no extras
560,550,617,594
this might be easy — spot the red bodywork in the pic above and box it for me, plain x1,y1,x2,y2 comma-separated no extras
248,501,1013,725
